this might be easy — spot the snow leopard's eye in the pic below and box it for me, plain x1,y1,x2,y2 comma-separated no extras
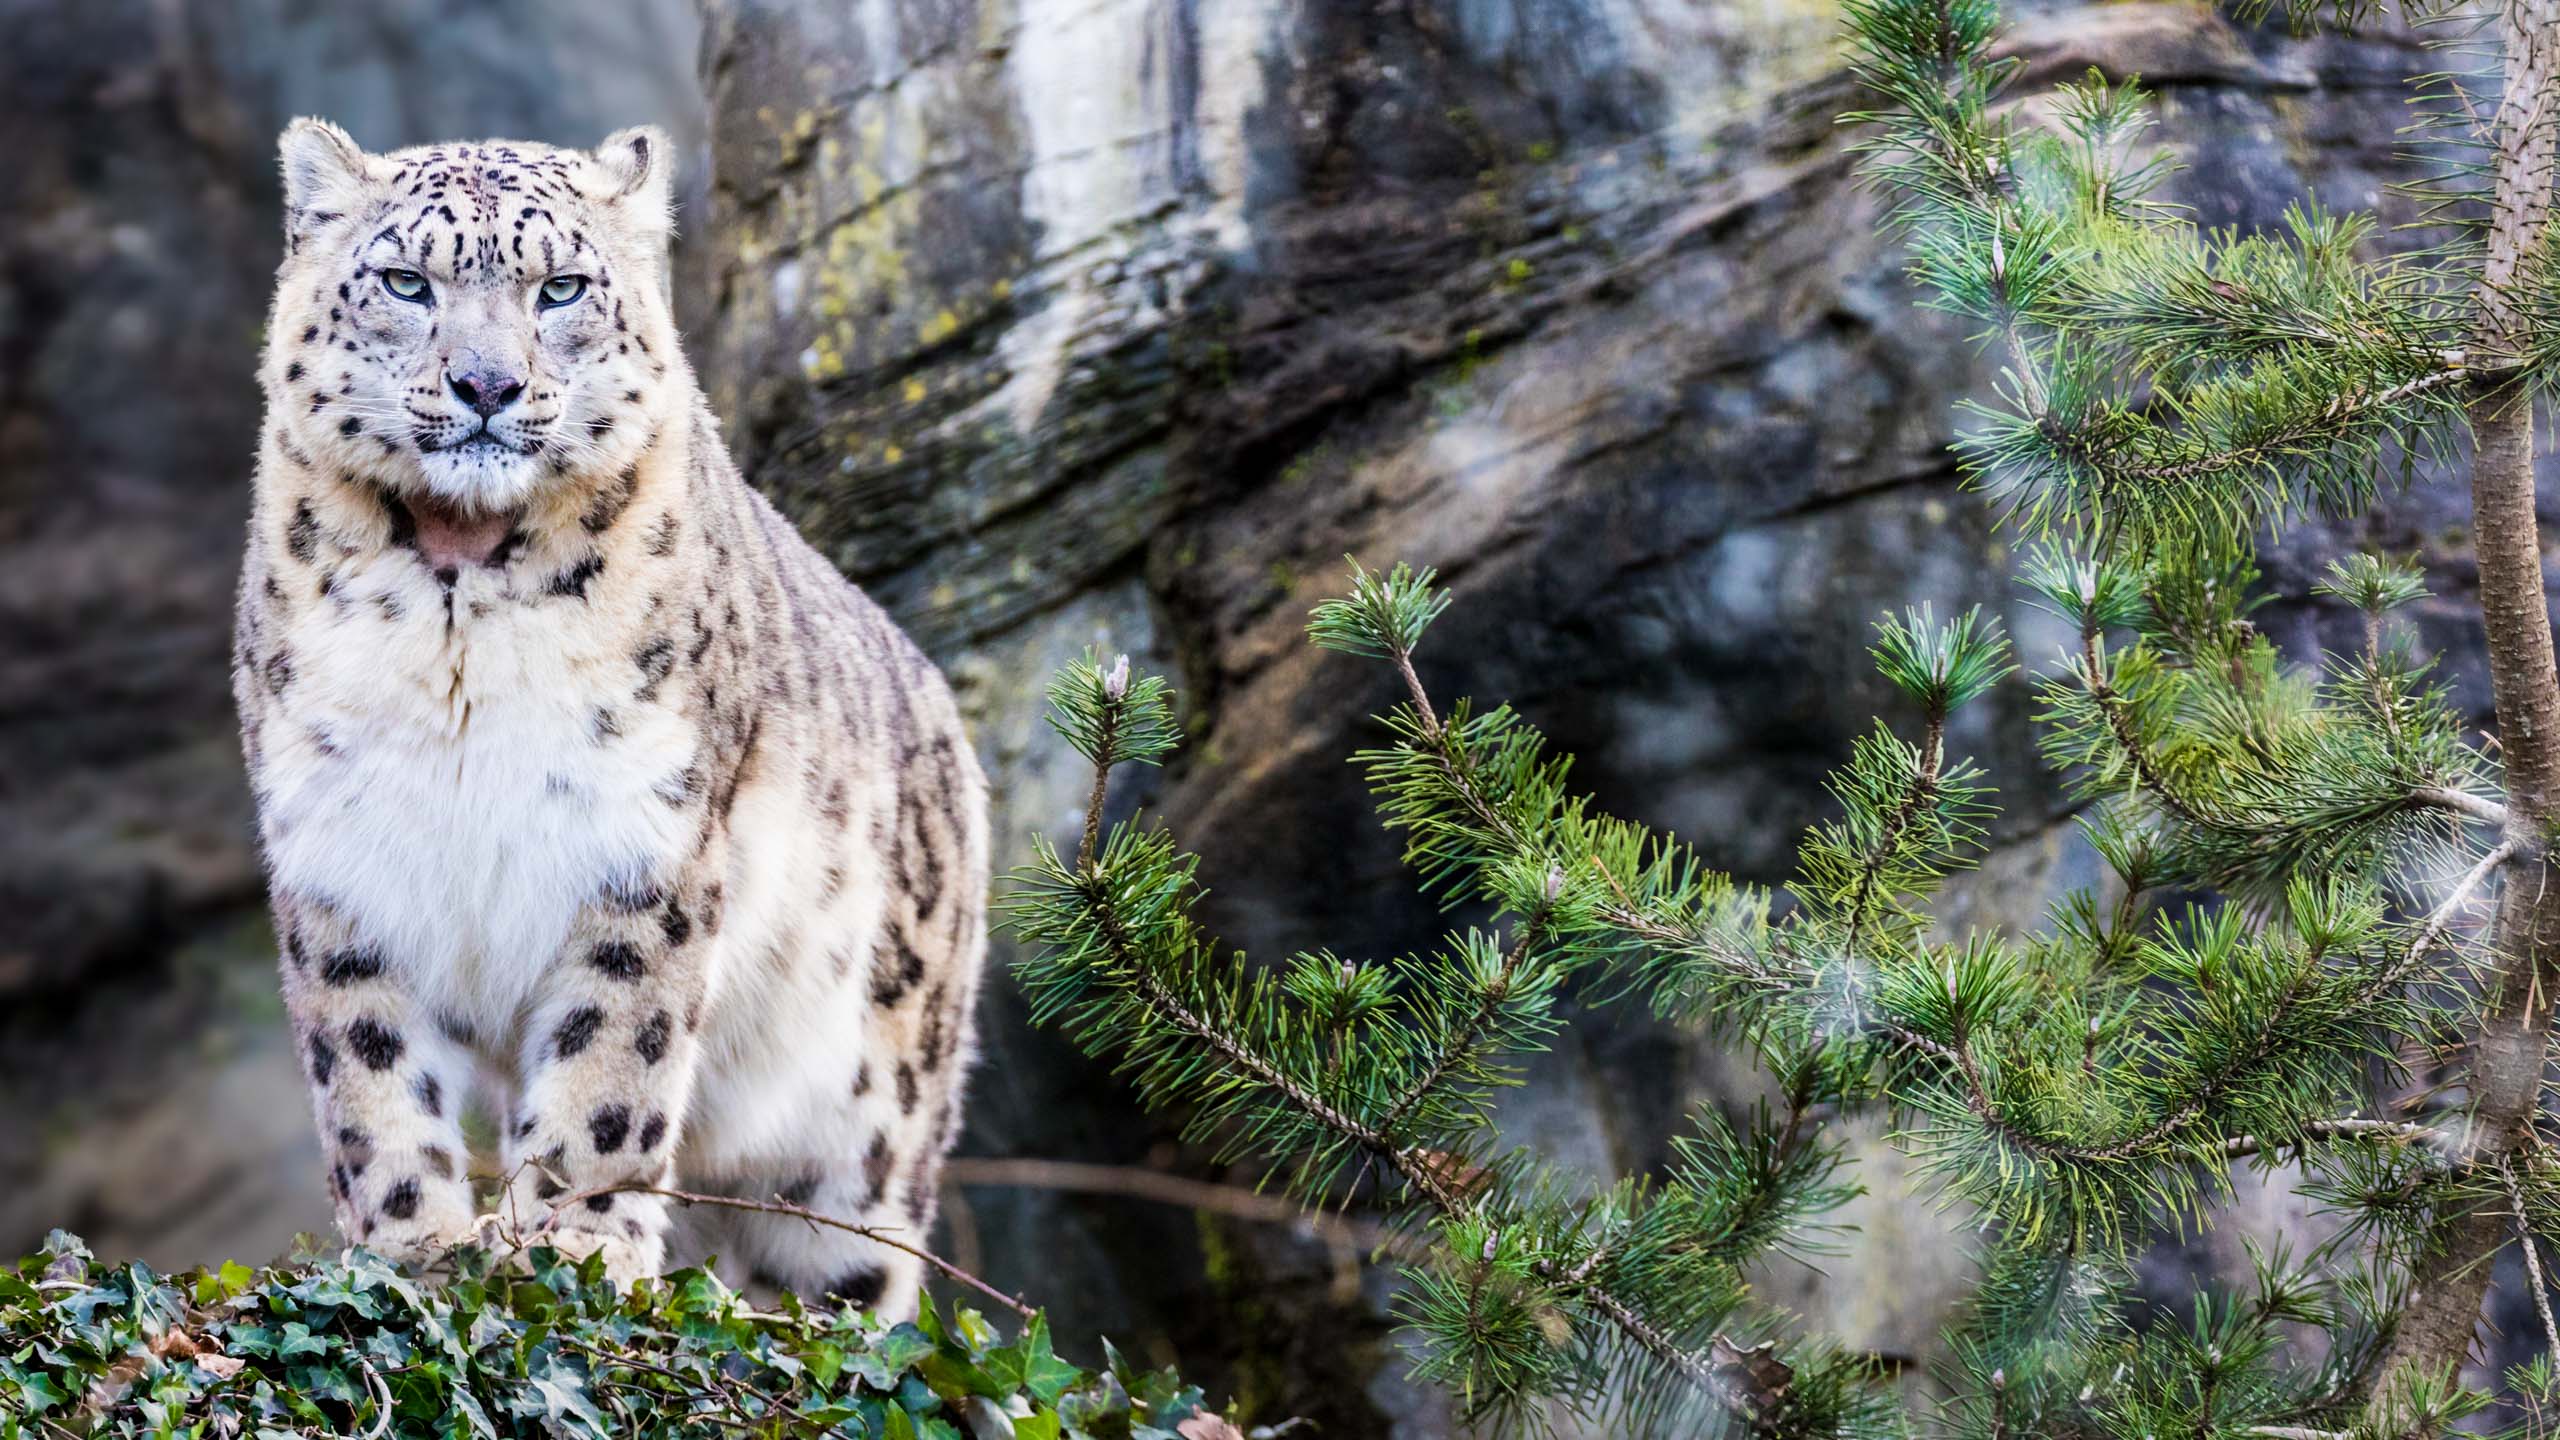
380,268,431,303
539,274,589,309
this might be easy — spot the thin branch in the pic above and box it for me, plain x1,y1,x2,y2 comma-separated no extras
2398,838,2522,973
357,1360,391,1440
940,1155,1409,1257
1079,714,1118,871
2080,626,2207,827
2411,785,2509,827
1591,770,2507,1180
1391,644,1440,737
557,1336,771,1437
1567,1275,1756,1415
2505,1156,2560,1359
1898,892,2476,1171
2220,1119,2459,1163
1079,881,1466,1210
557,1182,1037,1321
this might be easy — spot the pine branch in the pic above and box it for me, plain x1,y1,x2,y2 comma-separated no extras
1568,1280,1758,1415
2049,363,2466,491
1080,666,1122,867
1000,572,1895,1434
1343,589,2440,1204
1839,712,1945,959
2052,603,2499,899
2220,1119,2459,1163
2077,624,2209,827
1836,0,2556,1424
1375,894,1558,1141
1076,874,1452,1204
1063,842,1757,1421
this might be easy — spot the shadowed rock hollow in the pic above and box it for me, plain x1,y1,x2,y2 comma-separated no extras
1,0,2544,1432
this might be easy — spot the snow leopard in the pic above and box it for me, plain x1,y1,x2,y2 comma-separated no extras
230,118,987,1317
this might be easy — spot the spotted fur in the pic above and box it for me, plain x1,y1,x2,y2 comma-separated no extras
232,120,988,1318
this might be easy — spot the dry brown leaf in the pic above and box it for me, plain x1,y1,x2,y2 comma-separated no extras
1407,1147,1491,1199
1709,1334,1795,1418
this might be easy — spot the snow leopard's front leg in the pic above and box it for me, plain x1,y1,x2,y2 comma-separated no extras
496,861,718,1285
275,894,479,1262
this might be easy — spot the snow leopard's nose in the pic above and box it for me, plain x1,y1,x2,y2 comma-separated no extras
446,365,525,418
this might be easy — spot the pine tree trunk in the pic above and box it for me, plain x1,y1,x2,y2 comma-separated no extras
2375,0,2560,1405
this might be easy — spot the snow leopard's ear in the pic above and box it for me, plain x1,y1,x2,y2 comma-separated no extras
591,126,674,240
278,118,371,233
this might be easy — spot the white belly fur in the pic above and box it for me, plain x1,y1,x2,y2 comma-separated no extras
258,555,696,1044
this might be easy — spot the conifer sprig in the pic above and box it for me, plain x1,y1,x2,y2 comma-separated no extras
1007,573,1896,1437
1843,0,2474,544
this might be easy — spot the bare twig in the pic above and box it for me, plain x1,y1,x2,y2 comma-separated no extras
2505,1156,2560,1359
2399,838,2521,973
2411,785,2509,827
357,1359,392,1440
940,1156,1410,1257
2221,1119,2458,1163
557,1182,1037,1321
557,1336,769,1436
945,1155,1408,1306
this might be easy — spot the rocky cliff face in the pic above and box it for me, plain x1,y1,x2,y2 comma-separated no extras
0,0,2537,1433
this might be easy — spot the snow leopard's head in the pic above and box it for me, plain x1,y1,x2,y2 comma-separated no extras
263,119,681,543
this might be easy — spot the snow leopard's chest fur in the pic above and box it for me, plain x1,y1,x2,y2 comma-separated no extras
254,522,698,1041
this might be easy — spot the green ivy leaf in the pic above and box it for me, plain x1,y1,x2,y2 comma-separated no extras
5,1241,1186,1439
